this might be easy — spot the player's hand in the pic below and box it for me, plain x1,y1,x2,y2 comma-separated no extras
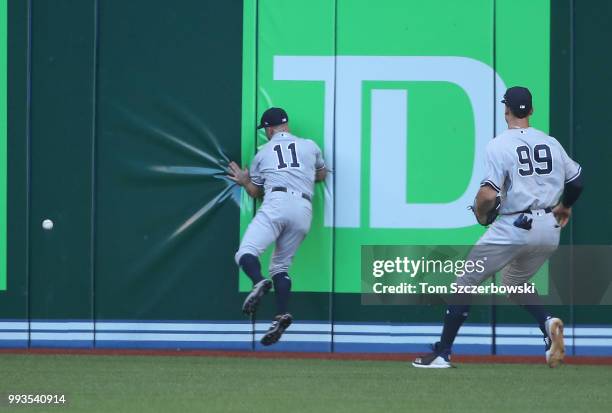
227,161,251,187
552,204,572,228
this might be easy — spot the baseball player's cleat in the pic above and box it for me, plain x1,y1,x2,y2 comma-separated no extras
242,279,273,315
545,317,565,368
260,313,293,346
544,336,552,353
412,342,453,369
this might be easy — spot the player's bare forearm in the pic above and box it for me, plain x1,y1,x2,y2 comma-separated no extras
553,172,583,227
475,185,499,223
315,168,327,182
244,182,264,199
552,204,571,228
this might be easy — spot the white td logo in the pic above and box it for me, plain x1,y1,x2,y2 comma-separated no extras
274,56,508,229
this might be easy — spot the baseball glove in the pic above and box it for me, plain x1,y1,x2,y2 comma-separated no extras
469,196,501,226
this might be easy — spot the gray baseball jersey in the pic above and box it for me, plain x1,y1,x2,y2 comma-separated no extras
235,131,325,276
249,132,326,196
459,127,581,287
482,127,581,214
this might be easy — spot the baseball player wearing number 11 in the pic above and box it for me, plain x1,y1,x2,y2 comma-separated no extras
413,87,584,369
228,107,327,346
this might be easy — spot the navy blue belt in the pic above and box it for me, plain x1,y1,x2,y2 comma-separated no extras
520,207,552,214
503,207,552,216
271,187,311,202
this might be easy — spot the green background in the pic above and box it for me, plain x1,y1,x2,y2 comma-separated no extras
0,0,6,290
239,0,335,293
242,0,550,293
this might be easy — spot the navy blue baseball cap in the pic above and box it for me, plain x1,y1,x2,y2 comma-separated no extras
257,107,289,129
501,86,532,118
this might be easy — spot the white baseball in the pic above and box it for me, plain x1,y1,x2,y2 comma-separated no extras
42,219,54,230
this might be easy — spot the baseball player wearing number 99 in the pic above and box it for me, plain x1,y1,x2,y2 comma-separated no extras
413,86,584,369
228,107,327,346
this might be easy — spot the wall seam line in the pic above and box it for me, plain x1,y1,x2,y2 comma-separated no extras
569,0,576,357
330,0,338,354
251,0,259,351
90,0,100,348
25,0,32,349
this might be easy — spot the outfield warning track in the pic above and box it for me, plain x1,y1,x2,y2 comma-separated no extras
1,348,611,365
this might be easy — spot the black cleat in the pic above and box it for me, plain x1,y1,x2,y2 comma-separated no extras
260,313,293,346
412,342,453,369
242,279,272,315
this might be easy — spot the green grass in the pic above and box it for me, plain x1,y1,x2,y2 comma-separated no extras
0,354,611,412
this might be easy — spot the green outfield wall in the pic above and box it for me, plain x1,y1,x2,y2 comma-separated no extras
0,0,7,291
0,0,610,355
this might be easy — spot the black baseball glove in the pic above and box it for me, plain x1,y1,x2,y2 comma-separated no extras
469,196,501,226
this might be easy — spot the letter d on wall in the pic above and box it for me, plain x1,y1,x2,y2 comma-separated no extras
275,56,507,229
367,57,507,228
